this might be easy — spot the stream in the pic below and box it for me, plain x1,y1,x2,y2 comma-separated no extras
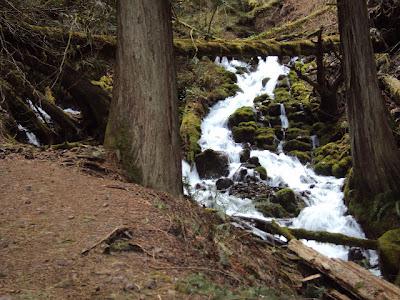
182,56,379,273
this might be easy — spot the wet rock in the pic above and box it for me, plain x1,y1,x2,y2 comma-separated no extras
271,188,300,215
248,156,261,167
253,93,271,105
348,248,366,262
378,228,400,283
254,166,267,180
229,182,273,200
262,103,281,116
195,183,207,190
216,178,234,190
228,106,256,128
232,168,248,182
232,122,257,143
261,77,270,88
239,147,250,163
255,201,289,218
283,139,312,152
195,149,229,179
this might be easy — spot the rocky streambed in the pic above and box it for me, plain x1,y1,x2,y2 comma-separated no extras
182,56,379,272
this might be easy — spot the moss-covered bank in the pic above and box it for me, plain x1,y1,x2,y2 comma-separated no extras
178,58,239,162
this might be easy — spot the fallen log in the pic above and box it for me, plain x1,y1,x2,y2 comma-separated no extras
24,23,391,59
289,239,400,300
25,23,340,58
234,216,378,249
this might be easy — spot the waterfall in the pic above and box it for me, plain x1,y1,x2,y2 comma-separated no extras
182,57,379,271
17,124,40,146
279,103,289,129
311,135,320,150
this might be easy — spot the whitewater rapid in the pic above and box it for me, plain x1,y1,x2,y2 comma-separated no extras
182,57,378,266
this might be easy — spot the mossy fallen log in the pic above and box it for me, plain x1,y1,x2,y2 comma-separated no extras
24,23,340,58
381,75,400,105
235,216,378,249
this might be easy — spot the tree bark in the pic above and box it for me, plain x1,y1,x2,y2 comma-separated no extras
337,0,400,196
104,0,182,197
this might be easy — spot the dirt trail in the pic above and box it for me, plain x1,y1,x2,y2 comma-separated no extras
0,146,302,300
0,154,210,299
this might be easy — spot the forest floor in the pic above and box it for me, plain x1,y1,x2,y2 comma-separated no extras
0,145,300,300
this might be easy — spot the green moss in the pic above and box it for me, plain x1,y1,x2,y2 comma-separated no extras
314,161,333,176
109,240,132,252
254,166,268,180
180,110,202,162
289,150,311,164
256,202,288,218
232,122,257,143
177,58,240,161
378,229,400,283
228,106,256,128
283,139,312,152
274,188,298,214
104,125,143,183
274,87,291,103
332,156,352,178
286,128,310,140
253,93,272,104
255,127,275,148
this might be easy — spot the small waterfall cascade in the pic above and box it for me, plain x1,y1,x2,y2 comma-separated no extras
311,135,320,150
279,103,289,129
17,124,40,146
182,57,379,272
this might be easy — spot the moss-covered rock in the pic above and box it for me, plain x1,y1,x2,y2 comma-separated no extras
254,166,268,180
286,128,310,140
232,121,257,143
312,135,351,177
273,87,291,103
255,127,275,148
228,106,256,128
195,149,229,179
314,161,334,176
272,188,299,215
178,58,239,162
378,229,400,284
288,150,311,164
255,201,289,218
332,156,352,178
261,103,281,116
283,139,312,152
253,93,271,105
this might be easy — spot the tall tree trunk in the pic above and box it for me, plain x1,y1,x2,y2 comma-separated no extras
105,1,182,197
337,0,400,196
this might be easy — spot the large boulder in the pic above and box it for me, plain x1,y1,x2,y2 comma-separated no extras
271,188,300,215
378,229,400,284
216,177,234,190
232,122,257,143
195,149,229,179
227,106,256,128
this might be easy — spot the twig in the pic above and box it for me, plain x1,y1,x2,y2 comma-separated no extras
81,226,131,256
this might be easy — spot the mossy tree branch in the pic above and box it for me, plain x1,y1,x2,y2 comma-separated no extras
235,216,378,249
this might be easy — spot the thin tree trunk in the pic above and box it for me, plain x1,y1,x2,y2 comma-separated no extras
105,1,182,197
337,0,400,196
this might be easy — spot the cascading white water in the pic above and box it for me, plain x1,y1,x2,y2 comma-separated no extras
182,57,379,269
17,124,40,146
279,103,289,129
